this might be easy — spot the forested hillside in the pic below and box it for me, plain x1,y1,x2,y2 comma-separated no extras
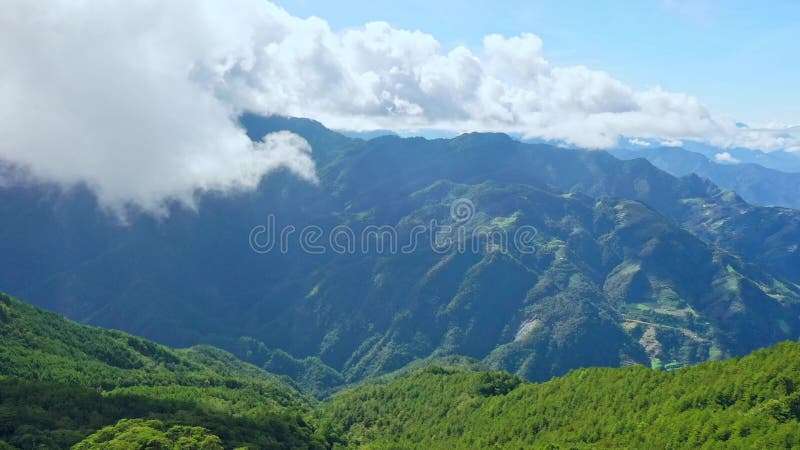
321,341,800,449
0,292,331,449
2,292,800,449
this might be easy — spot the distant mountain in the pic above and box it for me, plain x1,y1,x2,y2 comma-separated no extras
1,115,799,394
682,142,800,174
0,292,331,448
321,340,800,448
617,138,800,174
610,146,800,209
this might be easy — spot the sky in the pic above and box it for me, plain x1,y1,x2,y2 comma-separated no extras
280,0,800,125
1,0,799,215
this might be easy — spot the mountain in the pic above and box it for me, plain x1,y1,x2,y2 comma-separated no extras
617,138,800,174
679,141,800,174
321,340,800,449
0,291,331,449
610,146,800,209
1,115,800,394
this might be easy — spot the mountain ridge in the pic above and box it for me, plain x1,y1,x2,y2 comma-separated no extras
611,145,800,209
1,115,799,394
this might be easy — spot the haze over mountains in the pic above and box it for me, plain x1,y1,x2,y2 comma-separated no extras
611,145,800,209
2,115,799,397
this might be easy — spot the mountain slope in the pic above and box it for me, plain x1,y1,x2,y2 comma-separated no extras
0,292,331,449
3,291,800,449
321,340,800,449
255,178,798,384
610,146,800,209
670,140,800,174
1,115,799,393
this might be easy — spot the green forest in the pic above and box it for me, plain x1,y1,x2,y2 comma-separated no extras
1,291,800,448
0,292,330,449
321,344,800,448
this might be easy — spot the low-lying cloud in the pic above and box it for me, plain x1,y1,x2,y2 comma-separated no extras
714,152,741,164
1,0,797,214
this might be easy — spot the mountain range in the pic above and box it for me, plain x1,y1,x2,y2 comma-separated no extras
611,146,800,209
1,115,799,396
619,137,800,174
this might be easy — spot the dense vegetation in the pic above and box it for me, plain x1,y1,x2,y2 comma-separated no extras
0,292,331,449
2,292,800,448
72,419,224,449
321,341,800,449
2,115,800,395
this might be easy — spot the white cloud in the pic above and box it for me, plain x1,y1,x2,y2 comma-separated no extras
714,152,740,163
629,138,652,147
0,0,317,216
660,139,684,147
1,0,797,215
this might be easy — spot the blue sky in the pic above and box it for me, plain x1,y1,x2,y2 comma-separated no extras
279,0,800,125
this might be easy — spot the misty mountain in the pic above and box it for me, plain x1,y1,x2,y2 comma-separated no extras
678,140,800,174
611,146,800,209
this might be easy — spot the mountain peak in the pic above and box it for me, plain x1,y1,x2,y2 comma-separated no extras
450,132,515,148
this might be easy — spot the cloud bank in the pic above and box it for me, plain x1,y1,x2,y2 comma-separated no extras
1,0,798,213
0,1,317,215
